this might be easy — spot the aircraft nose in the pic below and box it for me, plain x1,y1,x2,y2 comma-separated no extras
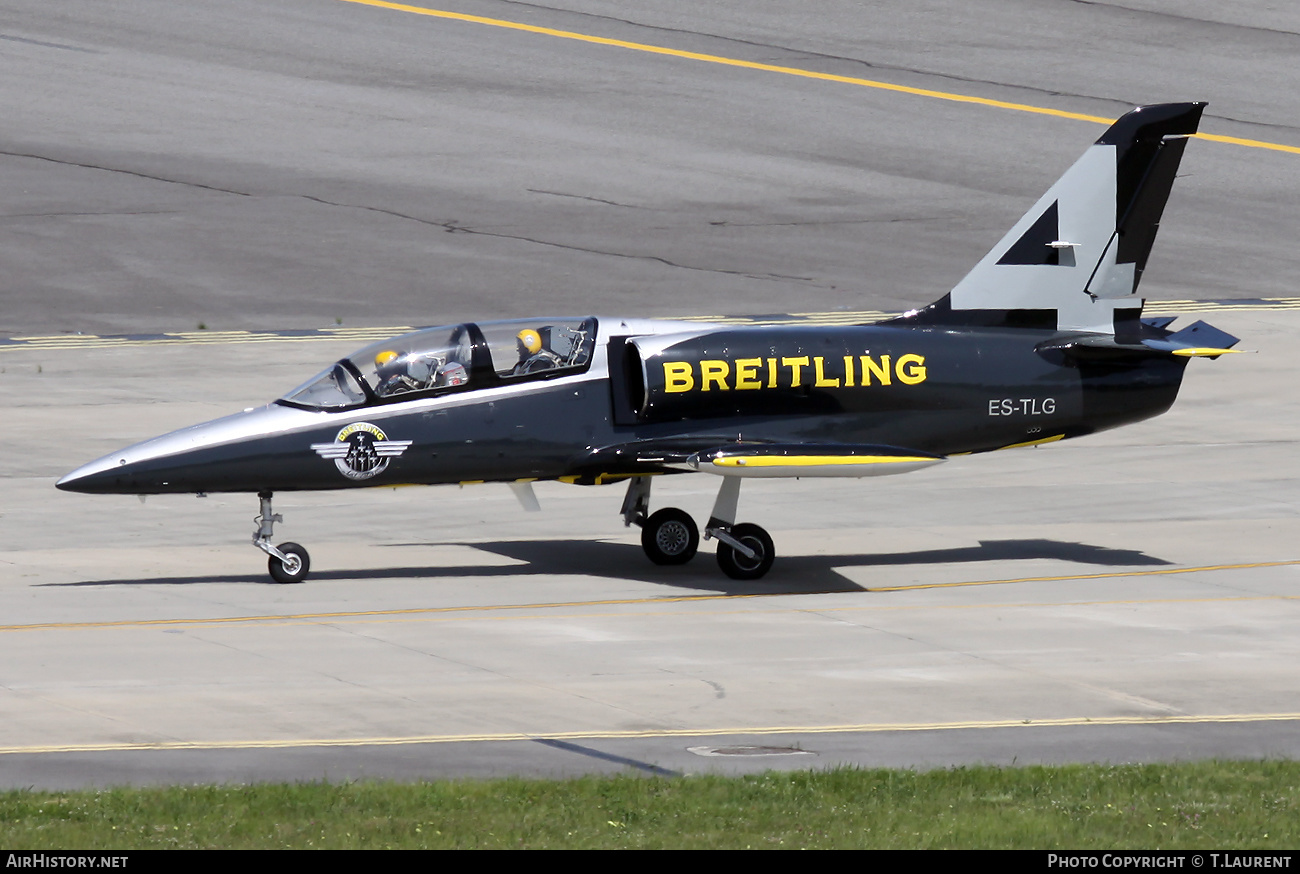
56,457,125,494
56,403,336,495
55,405,268,494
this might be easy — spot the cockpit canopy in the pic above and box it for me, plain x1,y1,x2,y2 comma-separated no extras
280,317,598,410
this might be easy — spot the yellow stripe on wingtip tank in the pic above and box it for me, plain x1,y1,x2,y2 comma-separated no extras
1171,347,1244,357
997,434,1065,451
711,454,936,468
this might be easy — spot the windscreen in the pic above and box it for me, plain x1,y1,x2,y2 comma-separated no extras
280,325,473,409
279,318,597,410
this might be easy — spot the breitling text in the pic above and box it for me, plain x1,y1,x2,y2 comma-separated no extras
662,354,927,393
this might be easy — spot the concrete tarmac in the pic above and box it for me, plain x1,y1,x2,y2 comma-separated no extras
2,1,1298,336
3,307,1299,786
1,1,1299,786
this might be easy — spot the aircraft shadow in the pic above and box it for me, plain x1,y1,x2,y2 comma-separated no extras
47,537,1170,594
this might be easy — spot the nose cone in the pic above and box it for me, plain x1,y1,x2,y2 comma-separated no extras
57,455,131,494
57,404,327,494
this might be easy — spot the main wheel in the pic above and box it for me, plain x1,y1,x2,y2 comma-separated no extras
716,523,774,580
268,541,310,584
641,508,699,565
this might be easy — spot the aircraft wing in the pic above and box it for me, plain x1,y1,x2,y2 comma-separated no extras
570,439,944,482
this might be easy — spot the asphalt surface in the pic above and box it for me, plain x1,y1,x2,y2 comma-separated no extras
3,0,1299,337
2,1,1299,787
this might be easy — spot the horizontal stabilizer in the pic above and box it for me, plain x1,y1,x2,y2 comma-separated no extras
1165,320,1240,350
685,444,945,479
1037,318,1241,360
1146,320,1242,358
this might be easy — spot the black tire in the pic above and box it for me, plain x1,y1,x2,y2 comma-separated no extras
716,523,775,580
641,508,699,565
268,541,310,584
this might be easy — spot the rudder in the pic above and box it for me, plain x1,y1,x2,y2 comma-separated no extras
893,103,1205,334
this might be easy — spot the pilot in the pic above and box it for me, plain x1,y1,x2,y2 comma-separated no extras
375,350,420,396
512,328,563,376
435,361,469,387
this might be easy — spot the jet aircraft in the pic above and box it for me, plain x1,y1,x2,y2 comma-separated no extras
59,103,1239,583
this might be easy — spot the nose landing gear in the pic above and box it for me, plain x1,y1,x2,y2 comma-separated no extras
253,491,311,584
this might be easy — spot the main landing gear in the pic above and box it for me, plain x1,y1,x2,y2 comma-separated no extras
621,476,775,580
253,491,311,584
249,481,772,584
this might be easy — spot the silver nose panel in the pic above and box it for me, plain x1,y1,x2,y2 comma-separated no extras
56,404,328,493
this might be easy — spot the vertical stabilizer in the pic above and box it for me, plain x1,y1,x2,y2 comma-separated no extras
893,103,1205,334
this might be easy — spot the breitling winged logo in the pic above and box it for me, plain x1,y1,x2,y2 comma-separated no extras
311,422,412,481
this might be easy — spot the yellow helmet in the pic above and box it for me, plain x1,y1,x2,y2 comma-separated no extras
374,350,400,370
516,329,542,355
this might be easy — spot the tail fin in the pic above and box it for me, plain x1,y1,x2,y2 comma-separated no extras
893,103,1205,334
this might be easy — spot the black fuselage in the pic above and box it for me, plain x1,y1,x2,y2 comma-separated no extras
57,322,1188,496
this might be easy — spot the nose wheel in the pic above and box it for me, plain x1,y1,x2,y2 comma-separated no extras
253,491,311,584
267,541,311,584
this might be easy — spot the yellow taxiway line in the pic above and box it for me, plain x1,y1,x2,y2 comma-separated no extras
5,561,1298,634
336,0,1300,155
0,592,775,633
865,559,1300,592
4,710,1299,756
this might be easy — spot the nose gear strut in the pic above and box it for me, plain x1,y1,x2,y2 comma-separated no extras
253,490,311,583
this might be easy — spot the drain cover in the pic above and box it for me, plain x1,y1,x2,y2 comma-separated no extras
687,745,816,758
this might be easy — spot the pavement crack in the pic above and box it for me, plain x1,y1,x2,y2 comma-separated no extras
0,33,99,53
489,1,1139,117
0,150,255,197
438,220,818,283
304,191,820,282
492,1,1300,137
303,195,791,279
526,188,653,210
705,216,936,228
311,621,504,678
297,195,444,227
806,610,1187,718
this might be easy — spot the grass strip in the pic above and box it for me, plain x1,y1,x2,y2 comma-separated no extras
2,761,1297,849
